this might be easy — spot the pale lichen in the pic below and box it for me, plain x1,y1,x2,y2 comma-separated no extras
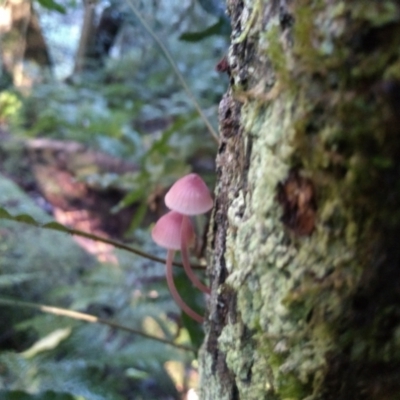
201,0,400,398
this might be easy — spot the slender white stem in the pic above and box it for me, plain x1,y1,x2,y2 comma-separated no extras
166,250,204,323
0,298,195,352
181,216,210,294
124,0,219,143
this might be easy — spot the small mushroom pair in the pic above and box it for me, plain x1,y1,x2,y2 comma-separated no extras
152,173,212,323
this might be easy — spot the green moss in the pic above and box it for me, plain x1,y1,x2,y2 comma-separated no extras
292,0,326,71
350,1,400,27
289,0,400,388
203,0,400,398
263,25,290,86
259,338,312,399
276,373,309,399
385,60,400,80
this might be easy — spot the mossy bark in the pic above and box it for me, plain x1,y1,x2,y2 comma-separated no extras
199,0,400,399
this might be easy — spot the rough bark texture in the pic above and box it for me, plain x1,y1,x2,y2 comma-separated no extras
199,0,400,399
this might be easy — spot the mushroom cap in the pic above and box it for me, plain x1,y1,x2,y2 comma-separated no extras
151,211,195,250
165,173,213,215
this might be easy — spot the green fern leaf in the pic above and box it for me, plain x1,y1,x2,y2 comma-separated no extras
0,273,41,288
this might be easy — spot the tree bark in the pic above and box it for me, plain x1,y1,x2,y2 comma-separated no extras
0,0,51,88
73,3,122,74
73,0,97,74
199,0,400,399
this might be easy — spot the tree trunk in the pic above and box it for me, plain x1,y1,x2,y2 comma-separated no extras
73,3,122,74
199,0,400,399
73,0,97,74
0,0,51,88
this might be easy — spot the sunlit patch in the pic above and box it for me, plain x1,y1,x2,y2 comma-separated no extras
187,388,199,400
53,207,119,264
142,316,164,338
148,289,159,299
0,6,12,32
164,360,200,399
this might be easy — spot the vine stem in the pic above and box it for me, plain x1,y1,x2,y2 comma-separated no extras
125,0,219,143
0,212,205,269
66,226,205,269
0,298,196,353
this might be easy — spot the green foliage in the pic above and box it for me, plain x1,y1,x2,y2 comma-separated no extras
1,0,222,398
180,18,230,42
180,0,230,42
0,273,42,288
0,390,76,400
35,0,66,14
0,176,204,399
0,91,22,125
175,270,207,349
15,22,225,220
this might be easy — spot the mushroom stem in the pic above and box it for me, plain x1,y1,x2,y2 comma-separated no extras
181,215,211,294
166,249,204,323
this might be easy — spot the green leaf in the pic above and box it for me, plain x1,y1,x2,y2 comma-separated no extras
126,201,147,233
125,367,150,379
0,207,12,219
174,271,205,349
22,328,72,358
42,221,69,232
35,0,66,13
179,18,230,42
0,273,41,288
112,187,145,213
0,207,69,233
0,391,76,400
14,214,37,226
0,208,38,226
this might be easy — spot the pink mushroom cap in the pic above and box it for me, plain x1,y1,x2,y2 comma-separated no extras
151,211,195,250
165,173,213,215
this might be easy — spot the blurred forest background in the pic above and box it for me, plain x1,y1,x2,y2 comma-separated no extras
0,0,229,398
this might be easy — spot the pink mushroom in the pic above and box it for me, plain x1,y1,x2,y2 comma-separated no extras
165,173,213,294
151,211,204,323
